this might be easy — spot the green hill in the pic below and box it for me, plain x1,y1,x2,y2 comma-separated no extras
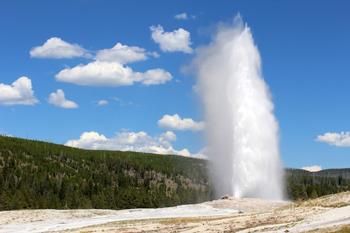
0,135,349,210
0,136,212,210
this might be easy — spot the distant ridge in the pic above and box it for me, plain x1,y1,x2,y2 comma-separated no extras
286,168,350,179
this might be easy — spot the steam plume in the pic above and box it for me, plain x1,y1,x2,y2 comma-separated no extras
194,15,284,200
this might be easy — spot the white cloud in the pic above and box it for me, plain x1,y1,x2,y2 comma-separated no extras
95,42,148,64
302,165,322,172
150,25,193,53
56,61,134,86
316,132,350,147
0,76,38,105
55,61,172,87
66,131,107,149
174,13,188,20
65,130,191,157
160,130,177,142
48,89,78,109
193,147,208,159
134,68,172,85
158,114,205,131
30,37,90,59
97,100,108,106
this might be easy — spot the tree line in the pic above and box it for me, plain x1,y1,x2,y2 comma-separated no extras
0,136,349,210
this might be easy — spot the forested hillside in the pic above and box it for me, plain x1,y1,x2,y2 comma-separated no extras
0,136,212,210
286,168,350,200
0,135,349,210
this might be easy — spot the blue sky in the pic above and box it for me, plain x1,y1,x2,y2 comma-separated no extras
1,0,350,169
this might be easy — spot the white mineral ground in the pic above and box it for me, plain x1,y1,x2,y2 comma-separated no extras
0,192,349,233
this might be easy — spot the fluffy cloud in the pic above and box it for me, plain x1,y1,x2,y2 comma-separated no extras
150,25,193,53
159,130,176,141
158,114,205,131
134,68,172,85
174,13,188,20
95,43,148,64
0,76,38,105
32,38,171,87
316,132,350,147
48,89,78,109
65,130,191,157
302,165,322,172
56,61,134,86
55,61,172,87
30,37,90,59
97,100,108,106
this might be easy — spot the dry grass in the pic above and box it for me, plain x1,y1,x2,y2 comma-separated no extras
295,192,350,208
332,225,350,233
306,225,350,233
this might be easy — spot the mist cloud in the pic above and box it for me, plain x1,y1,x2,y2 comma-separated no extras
193,15,283,200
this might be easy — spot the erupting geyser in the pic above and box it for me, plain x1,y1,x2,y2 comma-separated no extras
194,15,284,200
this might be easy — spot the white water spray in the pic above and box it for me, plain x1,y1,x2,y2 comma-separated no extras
194,16,284,200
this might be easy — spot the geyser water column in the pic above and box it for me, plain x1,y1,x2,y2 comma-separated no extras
194,16,284,200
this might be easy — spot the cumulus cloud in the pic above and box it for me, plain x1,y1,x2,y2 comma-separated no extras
48,89,78,109
159,130,176,142
55,61,172,87
65,130,191,157
150,25,193,53
158,114,205,131
95,42,148,64
0,76,38,105
97,100,108,106
316,132,350,147
30,37,90,59
56,61,134,86
174,13,188,20
302,165,322,172
134,68,172,85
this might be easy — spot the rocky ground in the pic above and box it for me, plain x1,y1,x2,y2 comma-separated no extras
0,192,349,233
